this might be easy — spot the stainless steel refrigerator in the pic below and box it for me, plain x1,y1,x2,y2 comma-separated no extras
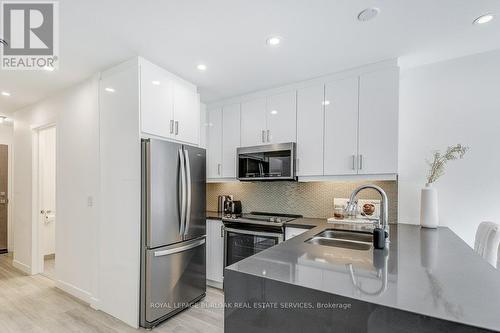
140,138,206,328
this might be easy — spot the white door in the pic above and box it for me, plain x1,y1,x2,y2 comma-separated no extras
207,107,223,178
173,81,200,145
38,126,56,258
240,97,267,147
140,61,174,138
222,103,241,178
266,91,296,144
296,84,325,177
358,68,399,174
324,77,359,175
206,219,224,283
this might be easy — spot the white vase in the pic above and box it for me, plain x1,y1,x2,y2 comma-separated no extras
420,183,438,228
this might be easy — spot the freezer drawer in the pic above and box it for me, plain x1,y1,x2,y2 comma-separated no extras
143,237,206,325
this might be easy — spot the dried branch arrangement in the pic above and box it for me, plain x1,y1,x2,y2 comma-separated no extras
426,144,469,184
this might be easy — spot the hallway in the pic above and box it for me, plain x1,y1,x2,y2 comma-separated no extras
0,254,224,332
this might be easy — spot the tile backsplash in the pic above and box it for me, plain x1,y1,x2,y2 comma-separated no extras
207,180,398,224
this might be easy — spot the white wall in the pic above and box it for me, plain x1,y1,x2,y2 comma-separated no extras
0,123,13,251
12,77,99,302
399,49,500,246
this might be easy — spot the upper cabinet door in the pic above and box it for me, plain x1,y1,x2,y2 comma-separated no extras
222,103,241,178
296,84,325,177
207,108,223,179
266,91,297,144
358,68,399,174
140,62,174,138
324,77,359,175
173,81,200,145
240,98,267,147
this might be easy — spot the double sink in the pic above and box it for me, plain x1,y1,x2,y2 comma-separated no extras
305,229,373,251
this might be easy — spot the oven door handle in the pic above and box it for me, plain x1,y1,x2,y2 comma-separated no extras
224,227,283,240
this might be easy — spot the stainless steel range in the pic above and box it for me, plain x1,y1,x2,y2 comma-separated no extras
222,212,302,268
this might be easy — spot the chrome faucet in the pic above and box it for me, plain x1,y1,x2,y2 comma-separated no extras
347,184,389,241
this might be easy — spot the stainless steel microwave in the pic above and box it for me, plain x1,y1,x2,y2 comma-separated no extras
237,142,296,181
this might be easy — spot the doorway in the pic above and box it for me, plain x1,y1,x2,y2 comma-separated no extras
36,126,56,279
0,144,8,254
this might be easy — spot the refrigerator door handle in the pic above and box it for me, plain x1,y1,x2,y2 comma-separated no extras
183,148,192,236
154,237,205,257
179,148,187,235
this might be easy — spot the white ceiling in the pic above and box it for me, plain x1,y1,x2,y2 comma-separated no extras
1,0,500,114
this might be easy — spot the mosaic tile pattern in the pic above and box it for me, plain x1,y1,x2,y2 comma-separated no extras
207,180,398,224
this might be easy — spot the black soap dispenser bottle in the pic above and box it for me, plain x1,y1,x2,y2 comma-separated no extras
373,226,387,249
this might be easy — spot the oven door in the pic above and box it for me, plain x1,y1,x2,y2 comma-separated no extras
224,227,283,268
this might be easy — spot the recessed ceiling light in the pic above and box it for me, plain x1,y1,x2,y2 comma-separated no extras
104,87,115,93
357,8,380,22
1,91,10,97
197,64,207,71
473,13,494,25
152,80,161,85
43,65,55,72
266,36,282,46
322,100,331,106
270,110,278,115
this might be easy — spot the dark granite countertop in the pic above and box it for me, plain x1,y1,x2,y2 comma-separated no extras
226,218,500,332
206,211,224,220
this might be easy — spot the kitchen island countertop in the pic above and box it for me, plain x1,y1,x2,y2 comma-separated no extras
225,218,500,332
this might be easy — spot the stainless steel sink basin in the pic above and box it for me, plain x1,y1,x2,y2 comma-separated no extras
305,229,373,250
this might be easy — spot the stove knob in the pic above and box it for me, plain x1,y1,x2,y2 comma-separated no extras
276,218,282,223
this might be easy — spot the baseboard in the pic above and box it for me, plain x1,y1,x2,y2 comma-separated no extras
207,279,223,289
90,297,100,310
55,279,93,305
12,259,32,275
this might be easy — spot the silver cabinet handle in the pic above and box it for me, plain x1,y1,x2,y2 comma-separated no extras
175,121,179,135
267,130,270,142
179,148,187,235
217,163,221,176
296,158,299,172
352,155,356,170
154,238,205,257
221,225,224,238
170,120,174,134
359,154,363,170
261,130,265,143
183,148,192,236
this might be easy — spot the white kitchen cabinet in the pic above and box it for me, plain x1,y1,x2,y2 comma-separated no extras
207,108,223,178
222,103,241,178
206,219,224,284
358,68,399,174
296,84,325,176
199,103,207,149
140,61,174,138
139,59,200,145
173,82,200,145
266,91,297,144
241,97,267,146
324,77,359,175
285,226,309,240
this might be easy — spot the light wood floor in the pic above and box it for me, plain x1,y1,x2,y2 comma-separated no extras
0,254,224,333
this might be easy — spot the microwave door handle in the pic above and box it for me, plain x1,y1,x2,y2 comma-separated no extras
179,148,186,236
183,148,192,236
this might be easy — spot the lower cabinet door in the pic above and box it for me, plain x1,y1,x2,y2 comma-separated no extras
144,237,206,324
206,219,224,283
